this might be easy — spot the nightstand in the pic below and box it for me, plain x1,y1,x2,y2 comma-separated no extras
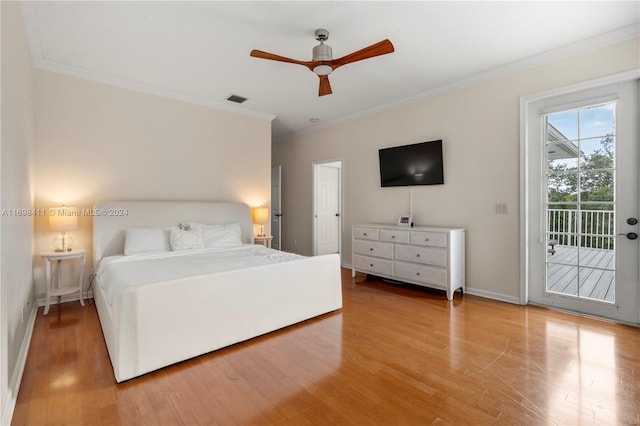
254,236,273,248
40,250,85,315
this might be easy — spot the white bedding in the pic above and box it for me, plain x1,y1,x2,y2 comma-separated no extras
96,245,302,304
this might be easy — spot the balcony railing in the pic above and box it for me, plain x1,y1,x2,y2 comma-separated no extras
547,208,615,250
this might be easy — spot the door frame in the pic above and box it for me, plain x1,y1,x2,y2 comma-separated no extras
312,158,344,258
271,165,282,250
519,70,640,316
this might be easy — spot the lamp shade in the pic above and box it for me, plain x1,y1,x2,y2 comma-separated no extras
49,207,78,232
252,206,269,225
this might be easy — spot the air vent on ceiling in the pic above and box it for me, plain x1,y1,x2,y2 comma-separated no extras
226,94,248,104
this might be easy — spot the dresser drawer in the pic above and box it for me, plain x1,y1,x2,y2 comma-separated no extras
354,240,394,259
395,244,447,267
409,231,447,248
380,229,409,244
353,227,379,241
394,261,446,288
354,255,393,276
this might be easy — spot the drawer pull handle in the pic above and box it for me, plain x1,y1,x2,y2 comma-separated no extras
416,272,421,276
363,233,367,236
416,254,420,257
392,235,395,239
370,264,374,267
425,238,430,242
370,248,374,251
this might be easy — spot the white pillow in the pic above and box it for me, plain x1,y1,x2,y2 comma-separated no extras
189,222,243,248
170,229,204,251
124,227,173,255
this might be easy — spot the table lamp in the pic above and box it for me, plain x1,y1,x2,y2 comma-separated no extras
252,206,269,237
49,206,78,252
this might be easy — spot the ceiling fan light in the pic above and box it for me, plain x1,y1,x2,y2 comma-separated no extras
313,64,333,75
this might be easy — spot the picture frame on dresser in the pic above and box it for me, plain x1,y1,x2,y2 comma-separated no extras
397,214,412,227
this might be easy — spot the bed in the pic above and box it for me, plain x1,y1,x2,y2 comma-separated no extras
92,200,342,382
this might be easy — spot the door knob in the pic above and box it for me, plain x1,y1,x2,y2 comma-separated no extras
335,213,340,217
618,232,638,240
627,217,638,225
275,213,283,217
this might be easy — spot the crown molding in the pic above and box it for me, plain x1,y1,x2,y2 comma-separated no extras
19,2,275,123
19,1,637,141
274,24,639,143
36,59,276,122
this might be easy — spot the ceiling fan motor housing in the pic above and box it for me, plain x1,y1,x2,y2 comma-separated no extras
312,43,333,75
312,43,332,62
312,30,333,75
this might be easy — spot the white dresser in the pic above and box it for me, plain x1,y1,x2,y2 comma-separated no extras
352,224,465,300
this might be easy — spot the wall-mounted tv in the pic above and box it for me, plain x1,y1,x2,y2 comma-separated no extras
379,139,444,187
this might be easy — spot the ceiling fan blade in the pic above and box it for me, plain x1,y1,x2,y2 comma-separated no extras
331,39,394,69
250,49,314,71
318,75,332,96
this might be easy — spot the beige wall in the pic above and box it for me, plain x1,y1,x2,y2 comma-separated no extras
33,70,272,299
272,37,639,301
1,1,36,421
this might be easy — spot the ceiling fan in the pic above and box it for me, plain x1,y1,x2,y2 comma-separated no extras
250,29,394,96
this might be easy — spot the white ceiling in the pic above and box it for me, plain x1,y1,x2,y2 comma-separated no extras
20,1,640,140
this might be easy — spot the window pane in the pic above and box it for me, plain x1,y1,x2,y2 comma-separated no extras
547,264,578,295
580,137,615,170
580,170,614,202
547,205,577,247
580,204,615,250
579,104,615,139
547,110,578,141
547,171,577,203
579,267,614,303
548,142,578,170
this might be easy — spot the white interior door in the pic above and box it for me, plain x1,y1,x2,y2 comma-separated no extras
314,161,341,256
271,166,282,251
526,80,639,324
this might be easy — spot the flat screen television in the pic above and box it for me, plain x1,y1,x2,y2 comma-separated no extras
379,139,444,187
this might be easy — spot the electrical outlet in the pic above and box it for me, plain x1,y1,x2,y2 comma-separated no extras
495,202,509,215
293,240,297,246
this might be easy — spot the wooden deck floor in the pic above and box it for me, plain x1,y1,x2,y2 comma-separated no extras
547,245,615,302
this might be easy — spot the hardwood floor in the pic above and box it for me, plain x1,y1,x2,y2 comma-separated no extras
12,268,640,425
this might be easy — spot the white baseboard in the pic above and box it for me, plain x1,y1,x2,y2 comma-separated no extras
346,266,520,305
464,287,521,305
1,303,37,426
2,292,94,424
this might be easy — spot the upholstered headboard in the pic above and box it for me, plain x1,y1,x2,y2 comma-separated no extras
93,200,254,265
